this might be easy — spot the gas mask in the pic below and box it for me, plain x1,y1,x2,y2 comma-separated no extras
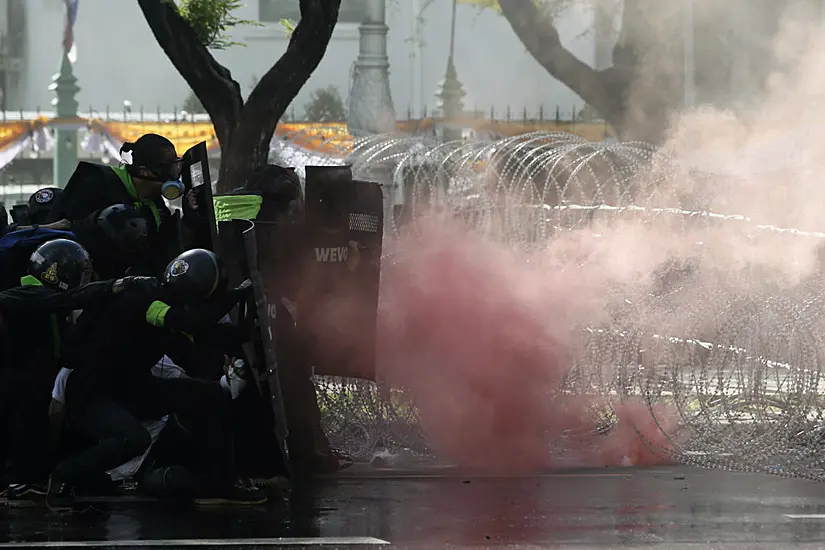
161,180,185,201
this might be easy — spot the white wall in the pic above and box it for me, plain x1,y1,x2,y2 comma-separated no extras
22,0,599,119
24,0,190,113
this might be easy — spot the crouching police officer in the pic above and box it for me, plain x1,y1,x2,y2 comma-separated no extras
0,239,157,499
49,249,266,511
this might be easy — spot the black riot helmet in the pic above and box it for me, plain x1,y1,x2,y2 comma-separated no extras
242,164,304,214
96,204,152,256
162,248,227,300
28,239,94,290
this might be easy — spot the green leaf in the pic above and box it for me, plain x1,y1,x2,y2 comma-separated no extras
175,0,261,50
303,86,347,123
278,18,296,35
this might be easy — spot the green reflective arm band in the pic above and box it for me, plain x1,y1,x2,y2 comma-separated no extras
213,195,263,222
145,300,171,328
20,275,43,287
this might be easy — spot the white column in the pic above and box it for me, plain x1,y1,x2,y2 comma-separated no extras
347,0,397,136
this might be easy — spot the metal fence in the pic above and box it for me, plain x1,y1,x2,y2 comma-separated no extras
0,105,607,127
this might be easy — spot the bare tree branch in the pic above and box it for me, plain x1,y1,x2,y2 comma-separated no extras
139,0,341,190
497,0,627,130
137,0,244,147
245,0,341,120
220,0,341,186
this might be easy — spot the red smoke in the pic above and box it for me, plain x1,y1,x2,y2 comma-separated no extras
377,215,678,471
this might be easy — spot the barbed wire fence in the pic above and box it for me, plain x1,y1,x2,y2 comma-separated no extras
275,129,825,478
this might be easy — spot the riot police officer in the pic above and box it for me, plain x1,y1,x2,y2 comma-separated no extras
0,239,157,499
49,249,265,511
238,164,342,476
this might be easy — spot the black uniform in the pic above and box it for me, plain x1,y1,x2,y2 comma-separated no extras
240,166,339,474
55,288,246,489
46,163,182,275
72,206,153,280
0,278,126,487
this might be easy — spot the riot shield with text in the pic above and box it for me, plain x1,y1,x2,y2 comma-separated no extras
302,166,384,381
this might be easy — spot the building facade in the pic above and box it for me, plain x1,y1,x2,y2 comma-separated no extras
17,0,603,119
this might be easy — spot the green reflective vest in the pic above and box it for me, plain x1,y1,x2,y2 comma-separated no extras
110,166,162,228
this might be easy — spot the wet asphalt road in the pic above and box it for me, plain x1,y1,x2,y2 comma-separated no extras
3,465,825,548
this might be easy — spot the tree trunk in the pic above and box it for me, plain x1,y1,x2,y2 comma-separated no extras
498,0,686,144
611,0,685,143
138,0,341,192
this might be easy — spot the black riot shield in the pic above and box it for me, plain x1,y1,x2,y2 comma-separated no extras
216,218,290,477
190,151,290,476
180,141,218,251
302,166,384,381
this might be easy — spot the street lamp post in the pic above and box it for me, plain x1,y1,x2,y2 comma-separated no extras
435,0,466,142
347,0,396,137
49,52,79,189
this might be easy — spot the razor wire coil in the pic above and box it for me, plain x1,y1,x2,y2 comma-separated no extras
273,128,825,479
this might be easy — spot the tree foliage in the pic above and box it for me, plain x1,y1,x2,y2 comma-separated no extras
303,86,346,122
170,0,258,49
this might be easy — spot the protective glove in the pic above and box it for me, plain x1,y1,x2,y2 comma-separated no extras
222,278,252,306
219,358,249,400
163,280,253,334
112,276,161,295
233,279,253,297
182,186,207,221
